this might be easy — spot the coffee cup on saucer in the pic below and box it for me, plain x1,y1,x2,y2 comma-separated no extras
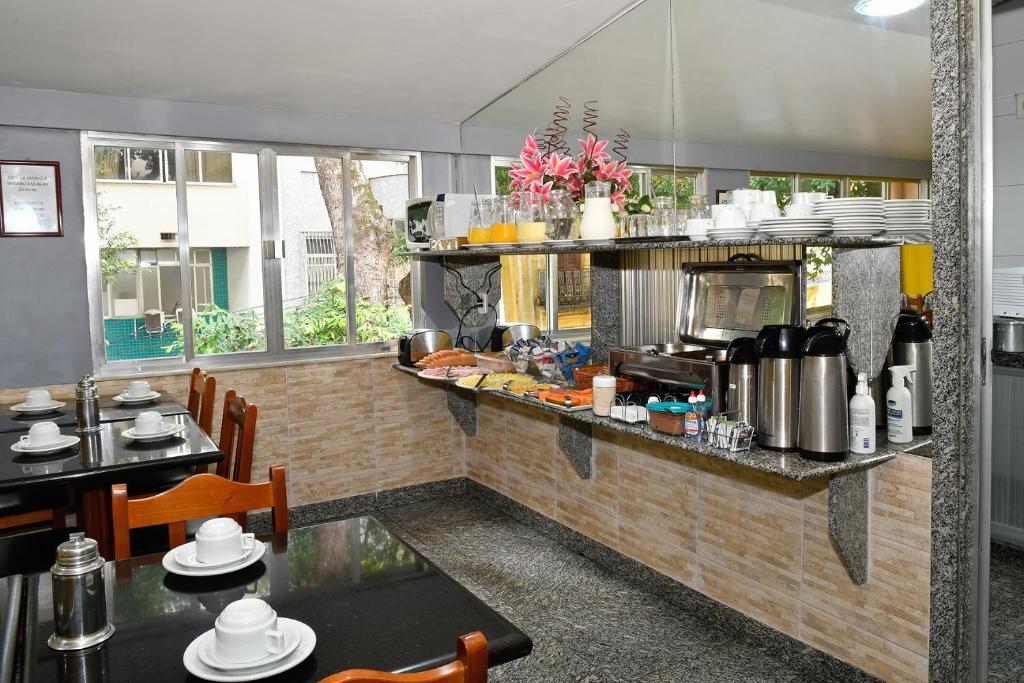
196,518,255,565
686,218,711,240
19,421,62,448
213,599,287,664
126,380,152,399
134,411,163,436
24,390,52,408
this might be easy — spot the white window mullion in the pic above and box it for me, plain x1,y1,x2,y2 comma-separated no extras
174,143,195,361
259,147,286,355
342,152,357,347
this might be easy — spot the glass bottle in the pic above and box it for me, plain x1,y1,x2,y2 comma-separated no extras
467,199,492,244
579,181,617,240
516,192,547,243
651,196,676,237
491,195,517,243
545,190,576,240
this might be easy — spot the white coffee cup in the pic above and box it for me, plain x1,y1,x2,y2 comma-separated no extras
126,380,151,398
760,190,777,206
214,599,287,664
731,189,758,205
686,218,712,239
19,421,62,448
785,204,815,218
714,206,748,231
24,390,51,407
196,517,256,565
710,204,725,220
134,411,163,436
749,203,779,224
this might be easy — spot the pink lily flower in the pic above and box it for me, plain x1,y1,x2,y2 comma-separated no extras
546,152,574,180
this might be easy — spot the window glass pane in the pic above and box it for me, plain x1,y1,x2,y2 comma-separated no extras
201,152,233,183
156,248,177,265
95,146,126,181
164,150,175,183
798,177,841,197
128,148,162,181
849,179,884,197
556,253,591,330
750,174,793,208
888,180,920,199
185,150,200,182
494,165,512,195
278,154,347,348
499,255,548,330
187,151,266,355
651,172,696,209
351,158,413,343
94,151,183,362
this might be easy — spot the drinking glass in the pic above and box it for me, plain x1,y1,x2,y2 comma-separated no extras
545,190,576,240
651,196,676,237
467,199,492,244
516,192,546,243
491,196,517,243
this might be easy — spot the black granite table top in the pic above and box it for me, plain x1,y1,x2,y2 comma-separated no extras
0,397,189,434
18,517,532,682
0,414,220,493
993,350,1024,369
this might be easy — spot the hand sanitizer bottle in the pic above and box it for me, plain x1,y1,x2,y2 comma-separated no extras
849,372,876,454
886,365,916,444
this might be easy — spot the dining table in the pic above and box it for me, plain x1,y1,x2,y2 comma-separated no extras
0,396,190,434
14,516,533,682
0,413,222,557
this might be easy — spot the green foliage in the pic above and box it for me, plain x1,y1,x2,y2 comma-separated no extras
283,279,349,346
97,195,139,285
749,175,793,209
651,174,695,209
798,178,841,197
494,166,513,196
624,195,653,216
849,179,884,197
805,247,833,282
164,304,265,355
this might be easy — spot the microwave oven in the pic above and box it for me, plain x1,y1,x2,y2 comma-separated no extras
405,194,475,249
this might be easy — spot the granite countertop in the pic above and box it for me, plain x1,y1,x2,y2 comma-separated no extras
406,235,904,258
993,350,1024,369
393,365,930,482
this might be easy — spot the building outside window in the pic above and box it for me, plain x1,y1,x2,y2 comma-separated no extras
86,134,417,367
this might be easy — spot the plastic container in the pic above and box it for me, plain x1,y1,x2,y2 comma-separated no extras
849,372,876,454
592,375,617,417
647,402,690,436
886,365,916,444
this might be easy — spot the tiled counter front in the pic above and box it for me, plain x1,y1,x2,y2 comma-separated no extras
0,358,462,506
460,394,931,683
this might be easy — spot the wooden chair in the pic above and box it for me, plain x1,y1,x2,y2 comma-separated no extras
187,367,217,437
318,632,487,683
218,389,258,484
110,465,288,561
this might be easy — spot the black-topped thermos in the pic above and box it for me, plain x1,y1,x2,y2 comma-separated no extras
890,310,933,435
754,325,805,451
725,338,758,428
797,318,851,461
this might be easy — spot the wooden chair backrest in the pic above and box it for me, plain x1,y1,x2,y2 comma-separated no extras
187,368,217,436
110,465,288,561
318,632,487,683
217,389,258,483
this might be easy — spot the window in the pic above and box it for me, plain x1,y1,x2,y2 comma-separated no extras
749,173,794,209
798,176,842,197
86,134,419,368
750,173,928,206
849,178,884,198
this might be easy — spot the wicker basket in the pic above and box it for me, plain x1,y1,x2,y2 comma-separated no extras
573,364,648,393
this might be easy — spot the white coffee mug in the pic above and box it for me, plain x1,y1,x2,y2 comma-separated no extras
24,390,51,407
759,190,777,206
714,206,748,231
126,380,151,398
196,517,255,565
749,204,779,223
134,411,163,436
214,599,286,664
686,218,712,237
785,204,815,218
20,421,62,448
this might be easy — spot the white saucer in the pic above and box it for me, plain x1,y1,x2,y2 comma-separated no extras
183,618,315,682
163,540,266,577
122,422,186,442
173,539,257,570
112,391,161,405
10,400,66,414
196,621,302,671
10,434,78,455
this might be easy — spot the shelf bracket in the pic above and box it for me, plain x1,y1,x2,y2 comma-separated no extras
446,387,477,437
558,416,593,479
828,470,870,585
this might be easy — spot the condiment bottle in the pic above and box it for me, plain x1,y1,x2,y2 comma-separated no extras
48,533,115,651
75,375,101,434
684,391,701,440
591,375,617,417
849,372,876,454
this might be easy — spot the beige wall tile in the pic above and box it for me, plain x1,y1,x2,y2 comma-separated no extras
699,558,801,637
555,432,618,550
872,455,932,552
289,468,377,507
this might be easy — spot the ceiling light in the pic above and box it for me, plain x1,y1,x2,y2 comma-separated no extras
852,0,926,17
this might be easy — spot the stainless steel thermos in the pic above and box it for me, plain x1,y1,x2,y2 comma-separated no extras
725,338,758,428
74,376,101,434
48,533,115,651
755,325,805,451
890,310,933,435
797,319,851,461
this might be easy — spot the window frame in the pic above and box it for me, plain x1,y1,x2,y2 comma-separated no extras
753,172,931,203
82,132,421,375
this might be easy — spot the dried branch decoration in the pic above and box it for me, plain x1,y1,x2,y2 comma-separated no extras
542,96,572,156
612,128,631,162
582,100,600,138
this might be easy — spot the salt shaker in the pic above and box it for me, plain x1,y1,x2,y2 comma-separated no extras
48,533,115,651
75,375,101,434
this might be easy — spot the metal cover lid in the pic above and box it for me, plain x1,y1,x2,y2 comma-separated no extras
55,532,99,569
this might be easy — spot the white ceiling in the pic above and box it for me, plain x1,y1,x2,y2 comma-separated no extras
465,0,932,161
0,0,636,124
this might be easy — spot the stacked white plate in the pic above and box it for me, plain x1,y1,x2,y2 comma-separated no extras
884,199,932,244
813,198,886,237
707,227,757,240
757,217,833,238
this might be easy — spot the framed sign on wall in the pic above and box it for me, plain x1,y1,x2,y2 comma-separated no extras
0,160,63,237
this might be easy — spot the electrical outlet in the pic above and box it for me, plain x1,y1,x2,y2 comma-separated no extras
1017,93,1024,119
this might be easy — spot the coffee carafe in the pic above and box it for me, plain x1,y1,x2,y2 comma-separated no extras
755,325,805,451
725,337,757,428
797,318,850,462
890,310,933,435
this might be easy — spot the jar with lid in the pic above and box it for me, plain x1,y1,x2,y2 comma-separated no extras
545,189,576,240
686,194,712,239
516,192,547,243
48,533,115,651
592,375,617,417
651,196,677,237
579,181,617,240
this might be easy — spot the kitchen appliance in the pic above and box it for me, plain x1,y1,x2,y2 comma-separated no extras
994,316,1024,352
48,533,115,651
889,310,933,435
489,323,541,351
755,325,805,451
397,329,452,367
725,337,757,428
405,194,476,250
611,258,802,414
797,319,850,461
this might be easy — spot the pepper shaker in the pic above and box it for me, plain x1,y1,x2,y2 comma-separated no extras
48,533,115,651
75,375,101,434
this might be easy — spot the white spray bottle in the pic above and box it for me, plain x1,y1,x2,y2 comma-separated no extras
887,365,916,444
849,372,876,454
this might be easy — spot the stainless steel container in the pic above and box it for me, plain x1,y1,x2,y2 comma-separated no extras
755,326,805,451
48,533,114,651
397,329,452,366
725,338,757,427
994,317,1024,352
890,311,933,436
74,376,101,434
797,320,850,461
